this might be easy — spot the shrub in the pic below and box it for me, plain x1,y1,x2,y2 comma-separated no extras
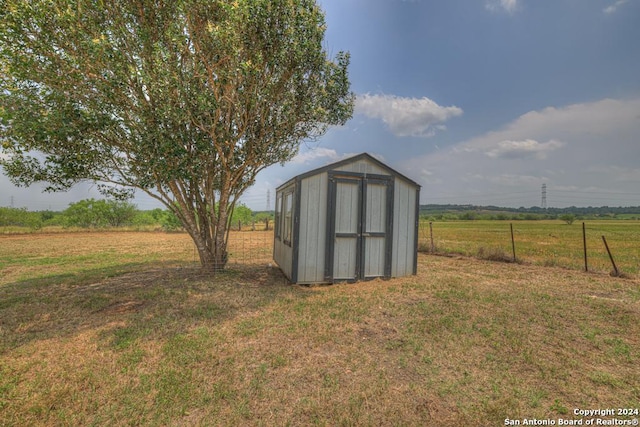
560,214,576,225
477,246,515,263
0,207,43,229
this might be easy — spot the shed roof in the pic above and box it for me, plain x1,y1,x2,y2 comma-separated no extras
276,152,421,191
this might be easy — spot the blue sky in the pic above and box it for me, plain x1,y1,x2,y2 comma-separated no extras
2,0,640,210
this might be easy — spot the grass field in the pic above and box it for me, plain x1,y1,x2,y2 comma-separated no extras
419,220,640,276
1,231,639,426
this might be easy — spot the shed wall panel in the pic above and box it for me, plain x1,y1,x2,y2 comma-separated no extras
331,180,361,280
297,173,328,283
335,181,360,233
273,184,295,280
334,238,357,280
391,178,416,277
365,183,386,233
273,232,293,279
364,237,385,277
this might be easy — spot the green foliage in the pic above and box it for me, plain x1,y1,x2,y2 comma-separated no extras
0,206,42,229
421,204,640,220
160,210,183,232
254,212,274,226
0,0,354,268
459,212,477,221
132,210,160,227
560,214,576,225
62,199,136,228
231,204,253,227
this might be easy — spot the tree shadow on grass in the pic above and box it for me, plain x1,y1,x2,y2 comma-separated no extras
0,262,302,354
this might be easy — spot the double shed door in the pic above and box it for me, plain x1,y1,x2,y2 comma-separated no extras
326,173,393,282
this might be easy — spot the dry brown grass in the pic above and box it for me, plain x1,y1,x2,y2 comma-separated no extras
1,232,639,426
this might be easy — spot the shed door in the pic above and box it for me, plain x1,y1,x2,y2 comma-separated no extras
326,174,393,282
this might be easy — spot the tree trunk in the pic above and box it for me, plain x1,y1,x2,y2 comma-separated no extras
196,244,227,271
211,208,229,271
189,229,228,271
176,204,229,272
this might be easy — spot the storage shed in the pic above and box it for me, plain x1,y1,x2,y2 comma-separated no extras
273,153,421,284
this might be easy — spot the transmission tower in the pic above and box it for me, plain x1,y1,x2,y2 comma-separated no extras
266,189,271,211
541,183,547,209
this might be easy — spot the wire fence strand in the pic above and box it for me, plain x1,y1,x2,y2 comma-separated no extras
418,220,640,276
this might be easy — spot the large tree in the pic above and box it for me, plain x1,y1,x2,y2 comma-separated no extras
0,0,353,269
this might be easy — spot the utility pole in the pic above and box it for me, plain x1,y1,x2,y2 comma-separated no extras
266,189,271,211
541,183,547,209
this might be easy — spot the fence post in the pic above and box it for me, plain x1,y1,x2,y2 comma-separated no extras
510,223,516,262
601,235,619,276
429,221,434,253
582,222,588,272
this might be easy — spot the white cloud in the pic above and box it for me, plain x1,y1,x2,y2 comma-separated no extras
291,147,340,164
355,93,463,138
485,139,565,160
603,0,629,14
401,98,640,207
485,0,518,14
290,148,385,166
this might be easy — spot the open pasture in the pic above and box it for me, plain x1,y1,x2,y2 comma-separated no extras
0,230,273,287
420,220,640,276
1,231,639,425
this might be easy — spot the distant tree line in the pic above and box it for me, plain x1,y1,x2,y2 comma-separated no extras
420,204,640,221
0,199,274,231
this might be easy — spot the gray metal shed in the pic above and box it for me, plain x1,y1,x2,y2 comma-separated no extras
273,153,421,284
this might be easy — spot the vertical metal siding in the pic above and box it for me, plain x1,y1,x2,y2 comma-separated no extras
273,184,295,280
332,180,360,280
365,183,386,232
334,239,358,280
297,173,328,283
406,183,417,275
363,182,387,277
364,238,385,277
391,178,416,277
335,181,359,233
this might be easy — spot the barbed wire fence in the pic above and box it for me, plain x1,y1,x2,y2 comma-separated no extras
418,220,640,277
